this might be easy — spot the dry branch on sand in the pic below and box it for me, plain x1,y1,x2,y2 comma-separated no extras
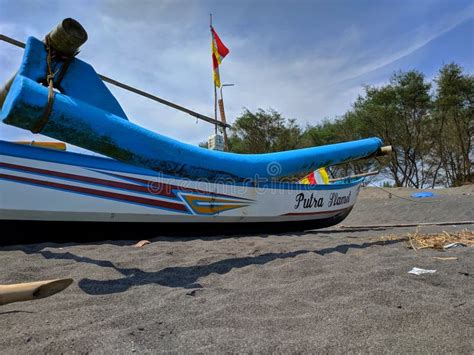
380,229,473,250
407,229,473,250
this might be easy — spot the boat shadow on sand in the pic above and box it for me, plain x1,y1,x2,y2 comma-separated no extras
10,236,403,295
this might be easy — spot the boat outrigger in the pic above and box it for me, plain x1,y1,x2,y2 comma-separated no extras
0,19,390,244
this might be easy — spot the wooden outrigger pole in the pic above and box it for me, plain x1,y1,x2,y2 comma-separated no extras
329,170,380,182
0,279,73,306
0,33,230,129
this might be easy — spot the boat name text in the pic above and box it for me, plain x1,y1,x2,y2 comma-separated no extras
294,191,352,209
328,191,351,207
294,193,324,209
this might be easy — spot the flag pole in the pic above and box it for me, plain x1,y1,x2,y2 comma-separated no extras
210,14,218,135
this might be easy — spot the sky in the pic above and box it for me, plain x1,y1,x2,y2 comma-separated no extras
0,0,473,147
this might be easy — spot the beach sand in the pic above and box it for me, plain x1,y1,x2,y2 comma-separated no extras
1,186,473,353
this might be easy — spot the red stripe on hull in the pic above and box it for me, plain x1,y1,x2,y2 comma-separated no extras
0,162,249,201
0,172,188,212
0,161,166,196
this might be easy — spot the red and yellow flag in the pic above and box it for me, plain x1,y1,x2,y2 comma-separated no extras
211,27,229,87
298,168,330,185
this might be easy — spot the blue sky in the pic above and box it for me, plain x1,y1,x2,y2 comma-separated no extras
0,0,473,147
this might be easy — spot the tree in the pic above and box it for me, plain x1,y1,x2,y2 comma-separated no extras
203,63,472,188
433,63,473,186
228,108,302,153
352,71,434,188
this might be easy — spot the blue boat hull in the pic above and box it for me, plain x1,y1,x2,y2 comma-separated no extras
0,140,362,244
1,37,383,182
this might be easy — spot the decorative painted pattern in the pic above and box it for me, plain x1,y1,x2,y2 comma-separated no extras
0,162,254,215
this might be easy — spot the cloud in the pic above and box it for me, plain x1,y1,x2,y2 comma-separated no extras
0,0,473,148
334,3,474,85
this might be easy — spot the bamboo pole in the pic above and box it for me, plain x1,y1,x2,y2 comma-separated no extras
218,98,229,150
339,221,474,230
329,170,379,182
99,74,230,128
0,279,73,306
377,145,392,156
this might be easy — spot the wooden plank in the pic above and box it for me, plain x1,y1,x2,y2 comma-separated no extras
14,141,67,151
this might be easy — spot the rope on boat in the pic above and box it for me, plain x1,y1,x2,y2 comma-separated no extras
0,34,231,129
31,35,56,133
356,157,443,205
366,182,443,204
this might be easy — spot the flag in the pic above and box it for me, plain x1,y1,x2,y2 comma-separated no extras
298,168,329,185
211,27,229,87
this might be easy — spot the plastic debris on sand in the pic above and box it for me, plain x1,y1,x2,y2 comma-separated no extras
443,242,467,250
408,267,437,275
411,192,435,198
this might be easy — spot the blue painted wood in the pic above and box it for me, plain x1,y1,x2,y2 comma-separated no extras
1,37,383,182
16,37,128,119
0,140,364,190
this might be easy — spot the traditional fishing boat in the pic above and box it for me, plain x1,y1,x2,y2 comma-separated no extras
0,19,389,244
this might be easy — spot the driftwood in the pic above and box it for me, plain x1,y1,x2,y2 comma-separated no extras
0,279,73,306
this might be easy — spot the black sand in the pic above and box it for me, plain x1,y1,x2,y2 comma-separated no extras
1,186,473,353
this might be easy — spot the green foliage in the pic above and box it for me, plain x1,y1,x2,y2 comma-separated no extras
225,64,473,187
352,70,435,187
432,63,474,186
228,108,302,153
